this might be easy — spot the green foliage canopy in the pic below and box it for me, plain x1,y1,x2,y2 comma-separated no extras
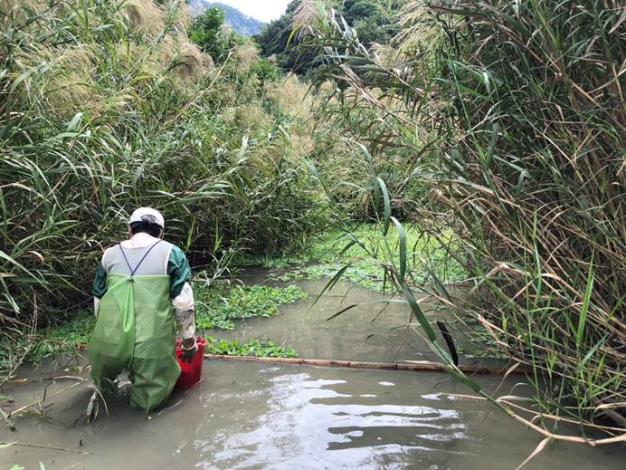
189,7,231,61
255,0,401,74
199,2,266,36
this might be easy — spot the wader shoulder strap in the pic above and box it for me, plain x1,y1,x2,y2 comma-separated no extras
118,240,162,276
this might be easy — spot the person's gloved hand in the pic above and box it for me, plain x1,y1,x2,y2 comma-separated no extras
181,337,197,363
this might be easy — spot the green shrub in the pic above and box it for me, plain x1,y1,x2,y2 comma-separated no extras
189,6,249,64
250,58,282,84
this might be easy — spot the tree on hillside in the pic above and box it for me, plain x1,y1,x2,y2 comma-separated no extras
255,0,402,74
255,0,303,71
343,0,400,46
189,7,230,61
201,2,266,36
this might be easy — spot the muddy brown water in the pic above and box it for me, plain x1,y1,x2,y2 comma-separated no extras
1,274,624,469
1,361,623,470
212,276,492,366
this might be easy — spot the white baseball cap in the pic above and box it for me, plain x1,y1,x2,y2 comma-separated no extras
129,207,165,229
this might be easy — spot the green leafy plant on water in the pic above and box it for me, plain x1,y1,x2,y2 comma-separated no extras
0,284,306,376
205,337,296,358
242,225,466,292
7,463,45,470
5,463,46,470
196,285,308,330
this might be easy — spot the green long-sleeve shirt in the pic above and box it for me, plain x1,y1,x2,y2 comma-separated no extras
92,245,192,299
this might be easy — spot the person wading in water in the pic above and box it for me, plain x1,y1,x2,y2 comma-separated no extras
89,208,197,411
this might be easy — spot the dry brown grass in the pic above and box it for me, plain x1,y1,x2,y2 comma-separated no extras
265,76,313,121
0,0,46,17
293,0,322,39
234,103,271,134
395,2,441,57
165,36,213,79
121,0,165,36
232,42,260,70
14,44,104,119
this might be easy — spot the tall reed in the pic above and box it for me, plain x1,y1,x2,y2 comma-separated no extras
307,0,626,438
0,0,326,373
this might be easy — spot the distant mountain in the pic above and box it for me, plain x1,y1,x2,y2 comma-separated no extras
188,1,266,36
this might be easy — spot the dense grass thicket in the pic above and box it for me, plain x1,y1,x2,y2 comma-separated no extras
431,1,625,433
298,0,625,439
0,0,328,365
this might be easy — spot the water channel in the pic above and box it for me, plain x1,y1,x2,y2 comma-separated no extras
1,276,623,469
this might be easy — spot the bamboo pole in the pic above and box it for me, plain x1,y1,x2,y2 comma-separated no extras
0,441,89,455
203,354,529,375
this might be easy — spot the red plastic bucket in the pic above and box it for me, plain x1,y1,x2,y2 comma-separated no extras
175,337,206,390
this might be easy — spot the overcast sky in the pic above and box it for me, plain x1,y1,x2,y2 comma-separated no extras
213,0,291,22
